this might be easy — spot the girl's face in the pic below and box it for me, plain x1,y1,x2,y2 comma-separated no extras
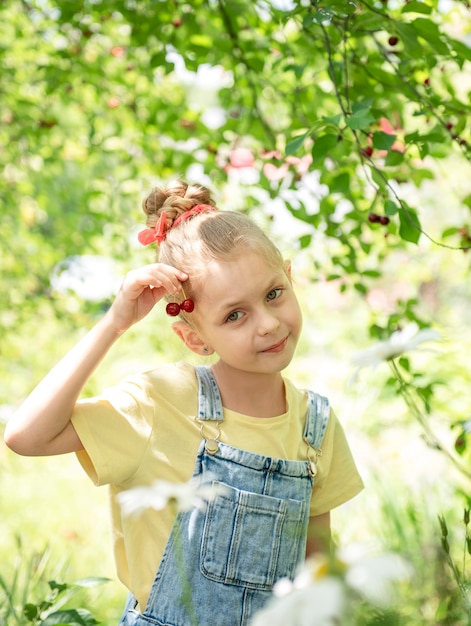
190,250,303,377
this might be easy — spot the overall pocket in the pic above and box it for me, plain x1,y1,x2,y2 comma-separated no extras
200,481,306,590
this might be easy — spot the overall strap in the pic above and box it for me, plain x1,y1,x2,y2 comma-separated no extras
303,390,330,450
195,365,224,421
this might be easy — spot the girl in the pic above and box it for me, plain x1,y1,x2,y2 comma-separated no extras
5,180,363,626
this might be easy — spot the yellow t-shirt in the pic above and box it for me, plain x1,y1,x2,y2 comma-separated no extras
72,361,363,609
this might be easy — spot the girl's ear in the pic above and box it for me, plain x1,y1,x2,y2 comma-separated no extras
284,260,292,280
172,321,214,356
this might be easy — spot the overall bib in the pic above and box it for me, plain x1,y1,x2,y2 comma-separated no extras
119,366,330,626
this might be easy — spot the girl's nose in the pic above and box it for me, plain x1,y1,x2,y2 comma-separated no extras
258,308,280,335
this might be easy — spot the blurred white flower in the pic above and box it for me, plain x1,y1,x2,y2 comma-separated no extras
251,555,345,625
117,475,228,517
201,106,227,129
50,255,121,302
463,419,471,434
352,323,441,370
250,546,413,625
340,546,413,608
251,575,345,626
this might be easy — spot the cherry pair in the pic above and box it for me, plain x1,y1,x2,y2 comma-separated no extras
166,299,195,316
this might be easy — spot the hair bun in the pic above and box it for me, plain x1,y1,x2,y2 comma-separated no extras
142,180,215,229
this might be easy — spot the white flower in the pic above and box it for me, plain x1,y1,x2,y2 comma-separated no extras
117,475,229,517
341,548,413,608
50,255,121,302
352,323,441,370
250,546,413,625
251,576,345,626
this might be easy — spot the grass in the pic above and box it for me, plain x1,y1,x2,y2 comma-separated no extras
0,443,124,624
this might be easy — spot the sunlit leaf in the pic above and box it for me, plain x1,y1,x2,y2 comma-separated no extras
40,608,98,626
454,433,467,455
402,1,433,15
399,206,421,244
286,131,310,156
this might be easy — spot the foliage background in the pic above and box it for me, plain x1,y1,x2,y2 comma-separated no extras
1,0,471,623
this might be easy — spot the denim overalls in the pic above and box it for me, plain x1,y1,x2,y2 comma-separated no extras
119,365,330,626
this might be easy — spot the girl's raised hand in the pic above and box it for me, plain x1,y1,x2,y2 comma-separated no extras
107,263,188,333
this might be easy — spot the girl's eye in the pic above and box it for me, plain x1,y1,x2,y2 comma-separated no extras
226,311,243,323
267,288,282,301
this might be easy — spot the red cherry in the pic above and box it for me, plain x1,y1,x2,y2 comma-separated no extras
368,213,380,223
362,146,373,158
166,302,181,316
379,216,390,226
180,299,195,313
388,36,399,46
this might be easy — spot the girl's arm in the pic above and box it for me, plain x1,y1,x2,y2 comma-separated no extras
306,512,331,556
4,264,187,457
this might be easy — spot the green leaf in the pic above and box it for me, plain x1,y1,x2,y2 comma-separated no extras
311,134,338,164
411,18,449,55
352,99,374,113
395,22,421,52
49,581,69,593
463,194,471,210
188,34,213,48
398,356,410,372
354,282,368,295
302,13,314,27
322,113,342,127
345,109,375,130
330,172,350,194
40,608,98,626
310,9,333,25
448,37,471,63
285,131,310,156
299,234,312,249
24,604,39,620
385,151,404,166
441,227,460,238
399,206,421,244
372,131,397,151
385,200,399,216
401,1,433,15
455,433,467,455
411,17,441,38
72,577,110,588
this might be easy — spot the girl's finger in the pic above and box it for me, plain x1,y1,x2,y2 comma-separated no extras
126,266,188,296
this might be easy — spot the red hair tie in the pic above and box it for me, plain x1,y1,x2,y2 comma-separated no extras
173,204,216,228
138,211,168,246
137,204,216,246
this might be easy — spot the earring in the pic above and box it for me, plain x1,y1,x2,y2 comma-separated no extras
203,348,209,354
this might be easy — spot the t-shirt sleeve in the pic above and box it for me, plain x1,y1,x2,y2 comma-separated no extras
309,409,364,516
71,377,155,486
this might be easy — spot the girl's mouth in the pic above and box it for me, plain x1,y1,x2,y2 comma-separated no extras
261,336,288,353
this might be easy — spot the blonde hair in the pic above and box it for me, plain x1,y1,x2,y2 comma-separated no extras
141,180,285,301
